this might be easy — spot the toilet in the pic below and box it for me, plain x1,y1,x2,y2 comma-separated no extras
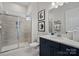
29,42,39,48
29,40,39,55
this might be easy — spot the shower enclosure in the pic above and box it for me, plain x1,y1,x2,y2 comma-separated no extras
0,13,32,53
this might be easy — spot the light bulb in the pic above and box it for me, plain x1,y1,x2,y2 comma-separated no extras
52,2,55,6
58,2,64,6
55,5,58,8
51,2,64,9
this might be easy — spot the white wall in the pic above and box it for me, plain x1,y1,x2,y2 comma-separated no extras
27,3,38,42
28,2,51,42
37,2,51,39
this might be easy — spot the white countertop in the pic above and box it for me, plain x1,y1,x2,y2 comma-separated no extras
40,35,79,49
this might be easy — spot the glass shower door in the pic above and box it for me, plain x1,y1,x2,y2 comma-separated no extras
19,17,32,47
0,15,18,52
0,14,3,52
0,14,32,52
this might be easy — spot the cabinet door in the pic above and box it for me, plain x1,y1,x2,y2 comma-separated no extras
49,41,60,56
40,37,50,56
59,43,79,56
49,45,59,56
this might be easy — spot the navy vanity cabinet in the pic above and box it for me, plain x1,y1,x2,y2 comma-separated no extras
40,37,60,56
40,37,79,56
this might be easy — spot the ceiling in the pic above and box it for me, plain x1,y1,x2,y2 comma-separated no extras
49,2,79,13
14,2,32,7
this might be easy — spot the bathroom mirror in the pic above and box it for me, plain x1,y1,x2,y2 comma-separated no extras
48,2,66,34
48,2,79,41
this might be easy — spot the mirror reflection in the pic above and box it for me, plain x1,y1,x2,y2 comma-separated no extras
48,2,79,42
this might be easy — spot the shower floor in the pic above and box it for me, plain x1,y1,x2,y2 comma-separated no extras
0,45,39,56
1,42,28,52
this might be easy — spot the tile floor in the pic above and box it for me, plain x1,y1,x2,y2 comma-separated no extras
0,47,39,56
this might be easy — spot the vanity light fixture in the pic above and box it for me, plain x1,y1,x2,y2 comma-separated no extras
51,2,65,8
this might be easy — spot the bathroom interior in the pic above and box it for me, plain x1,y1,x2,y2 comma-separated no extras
0,2,79,56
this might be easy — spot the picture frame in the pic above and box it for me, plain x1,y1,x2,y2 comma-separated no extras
38,9,45,21
38,21,45,32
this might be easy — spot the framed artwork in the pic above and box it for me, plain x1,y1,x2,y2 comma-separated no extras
38,9,45,21
38,21,45,32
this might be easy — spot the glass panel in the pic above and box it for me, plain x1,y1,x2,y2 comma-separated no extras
0,15,32,52
19,17,32,47
0,15,3,52
0,15,18,52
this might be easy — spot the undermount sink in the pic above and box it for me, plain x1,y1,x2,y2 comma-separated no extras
51,34,67,39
